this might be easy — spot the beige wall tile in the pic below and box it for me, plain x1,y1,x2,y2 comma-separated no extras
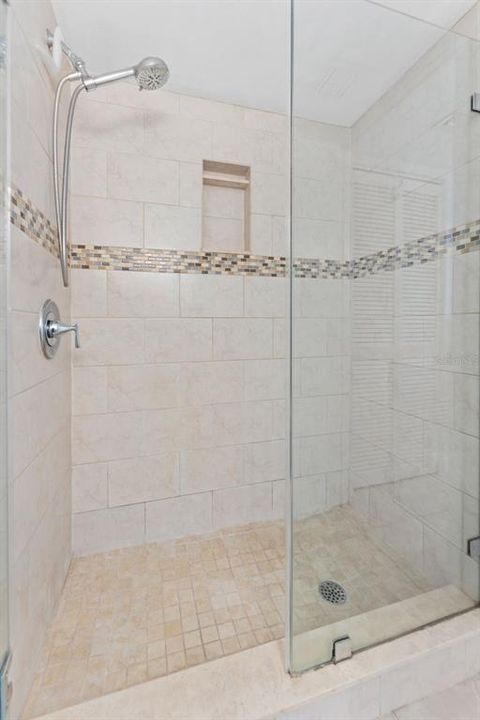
300,357,349,396
71,147,107,198
73,366,108,415
213,319,273,360
109,454,179,506
141,408,185,456
243,401,276,445
180,445,244,493
245,276,287,318
250,171,288,216
72,411,144,464
212,124,285,175
72,505,145,555
179,162,202,208
13,428,69,560
244,359,286,401
9,3,73,710
74,318,145,366
108,364,179,412
10,226,69,314
145,204,201,250
244,108,288,135
244,439,286,484
453,252,480,314
71,196,143,247
146,492,212,542
212,482,273,528
250,214,273,256
145,318,212,362
144,112,212,162
178,361,243,406
272,216,288,256
299,433,345,476
181,403,244,450
72,462,108,513
180,275,244,317
71,269,107,318
108,152,179,204
107,272,179,317
11,370,70,478
11,101,54,221
73,100,145,153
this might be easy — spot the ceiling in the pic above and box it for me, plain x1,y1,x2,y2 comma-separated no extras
51,0,476,126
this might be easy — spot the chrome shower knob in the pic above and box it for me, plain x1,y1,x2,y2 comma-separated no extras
39,299,80,359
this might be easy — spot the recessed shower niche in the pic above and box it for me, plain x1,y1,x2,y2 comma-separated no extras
202,160,250,252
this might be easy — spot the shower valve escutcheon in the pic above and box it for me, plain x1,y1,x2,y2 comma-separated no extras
39,299,80,359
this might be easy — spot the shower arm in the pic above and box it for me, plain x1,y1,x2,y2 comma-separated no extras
52,73,84,287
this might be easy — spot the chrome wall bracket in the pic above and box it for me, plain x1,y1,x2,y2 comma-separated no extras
39,299,80,359
332,636,352,663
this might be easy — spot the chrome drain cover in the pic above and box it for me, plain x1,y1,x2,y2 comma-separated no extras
319,580,347,605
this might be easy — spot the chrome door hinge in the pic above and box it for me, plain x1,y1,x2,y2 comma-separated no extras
471,94,480,113
332,636,352,663
467,536,480,560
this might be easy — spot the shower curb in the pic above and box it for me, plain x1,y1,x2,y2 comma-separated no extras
29,609,480,720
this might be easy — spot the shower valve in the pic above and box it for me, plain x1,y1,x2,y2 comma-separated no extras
39,299,80,359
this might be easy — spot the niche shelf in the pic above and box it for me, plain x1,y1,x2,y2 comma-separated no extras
202,160,250,253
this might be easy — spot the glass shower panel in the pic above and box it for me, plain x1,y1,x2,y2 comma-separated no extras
0,0,8,700
289,0,480,673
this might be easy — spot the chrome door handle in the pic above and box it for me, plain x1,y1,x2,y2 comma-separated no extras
39,299,80,358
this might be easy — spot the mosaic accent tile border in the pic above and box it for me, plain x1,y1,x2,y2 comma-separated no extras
9,185,480,279
67,218,480,278
10,185,59,258
70,244,287,277
350,218,480,279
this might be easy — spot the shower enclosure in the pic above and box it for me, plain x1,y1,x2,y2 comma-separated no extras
8,0,480,716
289,0,480,673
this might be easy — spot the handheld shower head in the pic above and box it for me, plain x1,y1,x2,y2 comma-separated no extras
135,57,169,90
50,37,170,287
82,56,169,92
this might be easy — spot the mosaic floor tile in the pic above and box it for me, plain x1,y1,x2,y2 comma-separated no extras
24,507,436,719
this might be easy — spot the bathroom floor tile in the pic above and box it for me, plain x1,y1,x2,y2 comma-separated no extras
24,506,441,719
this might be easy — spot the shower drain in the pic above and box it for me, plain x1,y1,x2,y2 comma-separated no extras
319,580,347,605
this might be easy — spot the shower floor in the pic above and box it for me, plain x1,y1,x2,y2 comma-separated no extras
25,506,443,719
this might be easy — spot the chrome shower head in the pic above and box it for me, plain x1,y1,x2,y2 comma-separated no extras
135,57,169,90
82,56,169,92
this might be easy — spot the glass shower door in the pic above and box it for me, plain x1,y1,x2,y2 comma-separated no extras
289,0,480,673
0,0,8,712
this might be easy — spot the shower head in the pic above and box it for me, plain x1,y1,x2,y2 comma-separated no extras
82,56,169,92
134,57,169,90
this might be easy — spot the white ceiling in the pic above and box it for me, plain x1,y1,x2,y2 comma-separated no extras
51,0,476,126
